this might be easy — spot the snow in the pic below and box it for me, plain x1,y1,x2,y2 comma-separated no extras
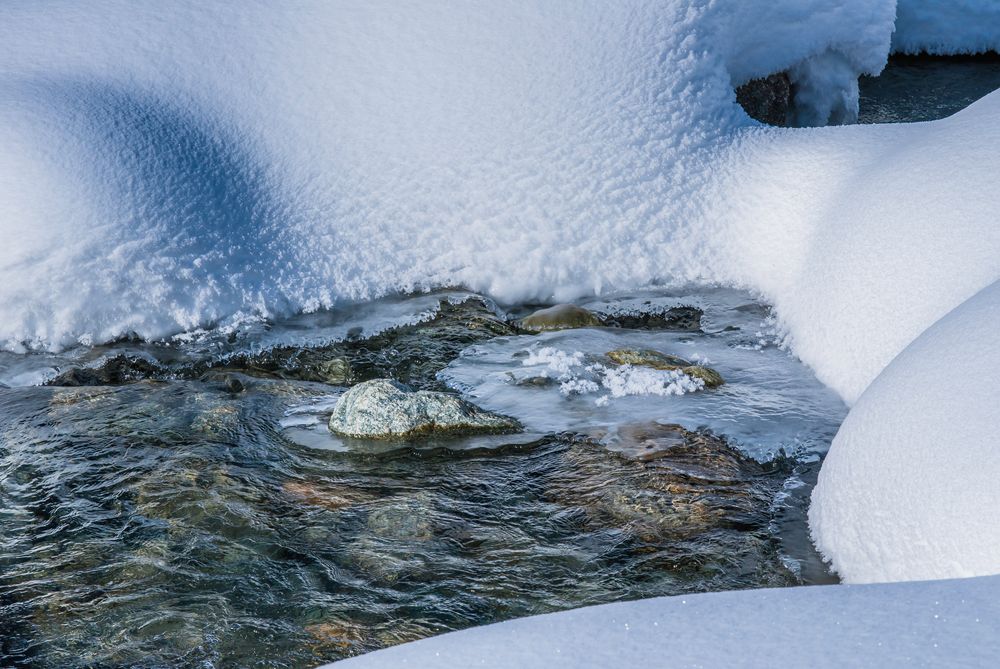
2,0,993,410
893,1,1000,55
520,346,705,401
706,89,1000,403
810,280,1000,583
0,0,894,351
323,575,1000,668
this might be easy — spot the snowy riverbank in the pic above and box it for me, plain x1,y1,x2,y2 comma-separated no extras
326,575,1000,668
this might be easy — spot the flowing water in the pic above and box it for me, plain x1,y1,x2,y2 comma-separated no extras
0,288,847,668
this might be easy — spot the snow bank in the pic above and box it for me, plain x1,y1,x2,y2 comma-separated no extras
715,91,1000,404
0,0,895,351
323,575,1000,668
810,281,1000,583
893,0,1000,55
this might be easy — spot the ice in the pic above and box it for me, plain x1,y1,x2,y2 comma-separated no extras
323,574,1000,669
518,346,703,401
441,292,847,462
810,280,1000,583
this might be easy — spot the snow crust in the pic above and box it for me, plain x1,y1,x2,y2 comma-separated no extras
810,280,1000,583
0,0,894,353
324,575,1000,669
893,0,1000,55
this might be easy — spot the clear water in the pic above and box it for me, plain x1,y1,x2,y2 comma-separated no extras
859,53,1000,123
0,288,845,668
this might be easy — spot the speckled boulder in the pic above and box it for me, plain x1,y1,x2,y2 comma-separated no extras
519,304,601,332
329,379,521,439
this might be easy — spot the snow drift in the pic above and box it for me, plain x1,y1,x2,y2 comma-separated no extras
0,0,894,352
810,280,1000,583
324,575,1000,669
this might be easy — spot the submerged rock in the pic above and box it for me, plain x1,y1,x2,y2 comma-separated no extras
282,480,374,511
519,304,602,332
606,348,725,387
328,379,521,439
366,494,436,541
552,423,787,541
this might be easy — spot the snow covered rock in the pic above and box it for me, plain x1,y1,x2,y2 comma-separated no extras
810,281,1000,583
328,379,521,439
0,0,897,350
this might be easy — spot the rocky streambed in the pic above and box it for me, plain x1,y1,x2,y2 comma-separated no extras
0,287,846,668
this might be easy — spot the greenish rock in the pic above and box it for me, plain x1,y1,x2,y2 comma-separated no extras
682,365,725,388
316,357,351,385
606,348,692,369
605,348,724,388
328,379,521,439
518,304,602,332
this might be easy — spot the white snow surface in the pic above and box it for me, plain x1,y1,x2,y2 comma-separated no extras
893,0,1000,55
0,0,898,363
2,0,996,409
810,280,1000,583
324,575,1000,668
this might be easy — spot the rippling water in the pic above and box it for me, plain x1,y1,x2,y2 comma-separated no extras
0,288,846,667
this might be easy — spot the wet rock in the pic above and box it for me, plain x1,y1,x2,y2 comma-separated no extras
328,379,521,439
682,365,725,388
206,298,517,390
518,304,601,332
605,348,725,387
606,348,692,369
316,357,351,384
599,305,703,331
735,72,791,126
47,355,163,386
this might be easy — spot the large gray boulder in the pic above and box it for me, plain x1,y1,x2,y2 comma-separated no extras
329,379,521,439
